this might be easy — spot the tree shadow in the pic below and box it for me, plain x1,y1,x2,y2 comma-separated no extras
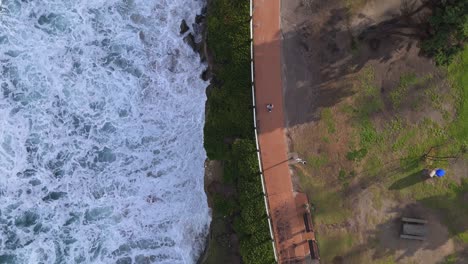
280,0,435,128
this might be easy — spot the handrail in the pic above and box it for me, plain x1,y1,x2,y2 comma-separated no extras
250,0,279,262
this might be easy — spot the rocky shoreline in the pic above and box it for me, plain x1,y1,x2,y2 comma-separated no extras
179,5,217,264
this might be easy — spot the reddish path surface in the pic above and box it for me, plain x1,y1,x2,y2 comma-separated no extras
252,0,314,263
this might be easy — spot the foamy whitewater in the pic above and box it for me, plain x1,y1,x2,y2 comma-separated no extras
0,0,210,263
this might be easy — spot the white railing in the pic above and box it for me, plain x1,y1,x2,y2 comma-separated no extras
250,1,279,262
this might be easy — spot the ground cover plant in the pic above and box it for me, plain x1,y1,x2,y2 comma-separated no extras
295,48,468,262
286,0,467,261
203,0,275,263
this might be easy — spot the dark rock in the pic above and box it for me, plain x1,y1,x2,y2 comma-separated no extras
195,14,205,24
198,41,207,62
205,84,214,98
183,33,197,52
139,31,145,42
201,68,212,81
180,19,189,35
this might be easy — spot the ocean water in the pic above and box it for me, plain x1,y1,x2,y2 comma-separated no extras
0,0,210,263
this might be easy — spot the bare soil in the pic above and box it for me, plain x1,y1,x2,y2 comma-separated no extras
281,0,466,263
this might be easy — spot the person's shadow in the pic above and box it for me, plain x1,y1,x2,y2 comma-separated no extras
389,170,427,190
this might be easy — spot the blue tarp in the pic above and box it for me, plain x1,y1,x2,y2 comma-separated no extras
436,169,446,177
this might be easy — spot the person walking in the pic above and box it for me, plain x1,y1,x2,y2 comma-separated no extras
266,103,274,112
295,158,307,165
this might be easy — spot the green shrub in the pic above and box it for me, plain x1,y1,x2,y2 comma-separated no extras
230,140,275,264
204,0,253,159
213,194,238,217
204,1,275,263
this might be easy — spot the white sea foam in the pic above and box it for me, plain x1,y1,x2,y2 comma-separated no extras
0,0,210,263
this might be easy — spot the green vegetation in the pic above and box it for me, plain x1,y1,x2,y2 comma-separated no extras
354,67,382,118
310,46,468,261
204,0,253,159
458,231,468,243
338,169,356,188
390,73,432,108
212,194,238,217
203,0,275,263
346,148,367,162
357,46,468,245
307,154,328,169
322,108,336,134
447,45,468,145
317,233,354,263
442,253,461,264
229,140,275,263
298,171,351,226
422,1,468,65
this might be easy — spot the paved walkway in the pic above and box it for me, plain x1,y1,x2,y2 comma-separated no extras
252,0,314,263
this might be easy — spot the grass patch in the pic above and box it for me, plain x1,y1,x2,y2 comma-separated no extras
392,129,416,152
441,253,460,264
447,45,468,143
345,0,369,15
347,46,468,257
390,73,433,108
338,169,346,182
390,73,417,108
370,186,383,210
307,154,329,169
292,22,468,264
359,119,382,148
346,148,367,162
457,231,468,244
298,171,351,225
317,233,355,263
363,155,382,177
338,169,356,188
425,85,444,110
340,103,355,114
359,66,379,97
384,117,405,135
322,108,336,134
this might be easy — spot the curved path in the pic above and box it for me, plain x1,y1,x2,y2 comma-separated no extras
252,0,315,263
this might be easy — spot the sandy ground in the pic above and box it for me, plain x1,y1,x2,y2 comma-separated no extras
280,0,464,263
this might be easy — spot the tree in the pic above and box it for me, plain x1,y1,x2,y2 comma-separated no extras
422,0,468,64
